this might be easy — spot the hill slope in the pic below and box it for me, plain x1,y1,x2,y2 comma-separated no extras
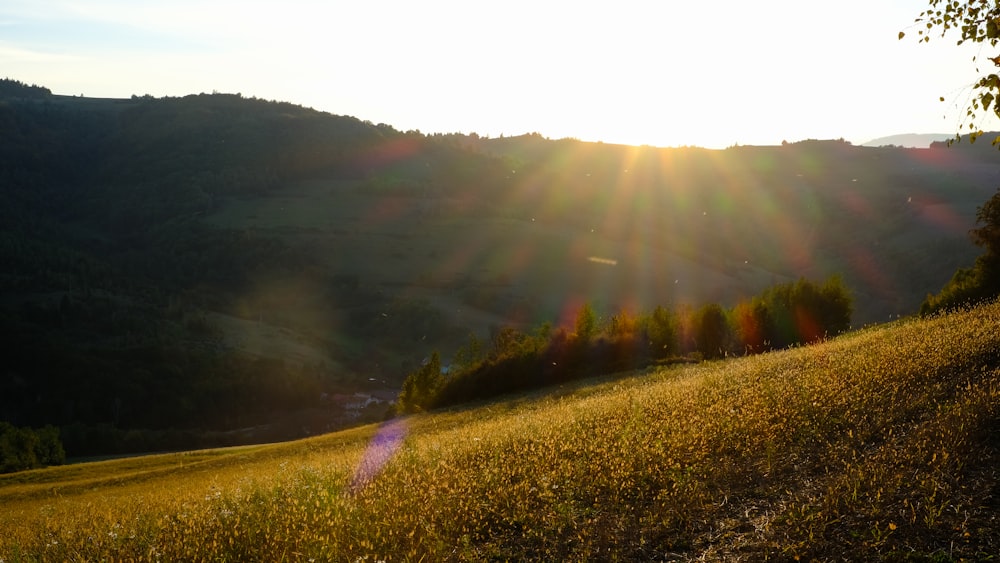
2,300,998,560
4,81,1000,453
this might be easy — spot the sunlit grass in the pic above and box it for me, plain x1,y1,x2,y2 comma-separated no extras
3,302,999,560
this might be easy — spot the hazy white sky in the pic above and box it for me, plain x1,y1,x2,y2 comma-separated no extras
2,0,998,148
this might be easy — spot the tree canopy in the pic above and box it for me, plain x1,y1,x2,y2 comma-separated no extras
904,1,1000,144
922,188,1000,313
971,187,1000,258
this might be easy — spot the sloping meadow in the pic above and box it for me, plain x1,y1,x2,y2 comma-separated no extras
2,302,999,561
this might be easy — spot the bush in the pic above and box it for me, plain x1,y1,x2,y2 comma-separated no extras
0,422,65,473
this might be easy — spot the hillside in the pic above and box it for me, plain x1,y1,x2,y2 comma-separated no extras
1,301,998,560
3,80,1000,453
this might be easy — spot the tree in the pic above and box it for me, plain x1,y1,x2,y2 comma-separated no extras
971,188,1000,258
489,326,527,359
644,305,678,358
903,1,1000,145
0,422,37,473
692,303,731,360
815,275,854,338
398,352,443,413
604,309,639,339
573,302,598,343
922,188,1000,313
452,333,484,370
0,422,64,473
34,425,66,466
757,276,853,347
731,297,773,353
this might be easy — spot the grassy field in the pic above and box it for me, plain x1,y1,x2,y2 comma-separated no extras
2,302,999,561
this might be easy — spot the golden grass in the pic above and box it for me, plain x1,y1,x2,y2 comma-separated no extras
2,302,999,561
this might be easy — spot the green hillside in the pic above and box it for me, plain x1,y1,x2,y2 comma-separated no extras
4,78,1000,455
2,301,998,560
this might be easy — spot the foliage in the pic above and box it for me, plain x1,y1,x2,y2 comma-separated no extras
691,303,732,359
2,302,998,560
921,260,1000,315
572,302,598,342
731,296,773,353
452,333,485,370
397,352,444,414
0,305,341,456
643,305,679,358
487,326,530,359
971,187,1000,257
904,1,1000,145
923,188,1000,314
416,276,852,410
753,275,854,348
0,78,51,99
0,423,64,473
2,80,990,459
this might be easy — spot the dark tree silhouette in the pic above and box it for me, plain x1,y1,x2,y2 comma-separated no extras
922,188,1000,314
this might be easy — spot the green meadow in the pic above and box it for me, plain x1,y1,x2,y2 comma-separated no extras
2,301,999,561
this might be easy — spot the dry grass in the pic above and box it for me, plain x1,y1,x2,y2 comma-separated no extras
3,302,999,561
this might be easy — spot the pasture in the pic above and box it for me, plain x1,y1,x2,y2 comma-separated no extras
2,302,999,560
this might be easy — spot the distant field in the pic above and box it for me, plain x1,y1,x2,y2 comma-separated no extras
3,300,998,560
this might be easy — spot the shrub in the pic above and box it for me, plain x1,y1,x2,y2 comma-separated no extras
0,422,65,473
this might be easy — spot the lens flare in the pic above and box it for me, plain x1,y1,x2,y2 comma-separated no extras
350,418,408,493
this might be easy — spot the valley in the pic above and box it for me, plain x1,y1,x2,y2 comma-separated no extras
2,83,999,455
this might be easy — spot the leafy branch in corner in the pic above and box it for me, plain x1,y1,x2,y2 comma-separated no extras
902,0,1000,145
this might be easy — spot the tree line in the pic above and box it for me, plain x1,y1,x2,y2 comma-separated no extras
397,275,853,413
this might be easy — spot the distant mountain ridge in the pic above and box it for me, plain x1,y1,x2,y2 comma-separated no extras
861,133,953,148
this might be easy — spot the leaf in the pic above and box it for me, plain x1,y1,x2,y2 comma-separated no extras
899,31,906,40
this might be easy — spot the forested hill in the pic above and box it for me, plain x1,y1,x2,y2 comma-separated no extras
2,78,999,456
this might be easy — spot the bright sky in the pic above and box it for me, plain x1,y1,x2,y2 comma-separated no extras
2,0,999,148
